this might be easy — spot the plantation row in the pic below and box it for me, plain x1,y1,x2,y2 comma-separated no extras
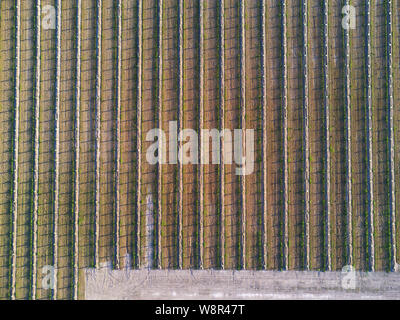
0,0,399,300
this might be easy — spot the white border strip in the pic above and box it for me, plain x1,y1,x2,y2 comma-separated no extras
281,0,289,271
73,0,81,299
323,0,331,271
302,0,310,271
10,0,20,300
31,0,41,299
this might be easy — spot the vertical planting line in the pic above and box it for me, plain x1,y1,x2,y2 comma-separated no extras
387,0,397,271
52,0,62,300
156,0,162,269
94,0,102,269
344,0,353,267
135,0,142,269
31,0,41,299
302,0,310,271
323,0,331,271
281,0,289,271
260,0,267,270
198,0,204,270
365,0,374,271
239,0,246,270
10,0,20,300
114,0,122,270
72,0,81,299
177,0,183,270
219,0,225,269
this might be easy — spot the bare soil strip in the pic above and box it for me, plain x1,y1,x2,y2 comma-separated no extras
371,0,390,271
0,1,14,299
350,0,367,271
140,0,159,268
161,0,178,269
202,0,220,269
78,0,97,295
286,0,305,270
307,0,325,271
224,0,240,270
17,0,36,299
182,0,200,269
37,0,56,300
265,1,284,270
57,0,75,299
328,0,346,270
120,0,139,268
244,0,262,270
99,0,115,266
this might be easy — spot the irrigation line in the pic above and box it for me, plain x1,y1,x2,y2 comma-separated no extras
177,0,183,270
94,0,102,269
387,0,397,271
281,0,289,271
31,0,41,300
260,0,267,270
365,0,375,272
302,0,310,271
135,0,142,269
114,0,122,270
323,0,331,271
344,0,353,267
10,0,20,300
156,0,163,269
198,0,204,270
219,0,225,269
72,0,81,299
52,0,62,300
239,0,246,270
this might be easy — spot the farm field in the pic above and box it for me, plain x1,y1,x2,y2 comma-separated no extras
0,0,399,300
